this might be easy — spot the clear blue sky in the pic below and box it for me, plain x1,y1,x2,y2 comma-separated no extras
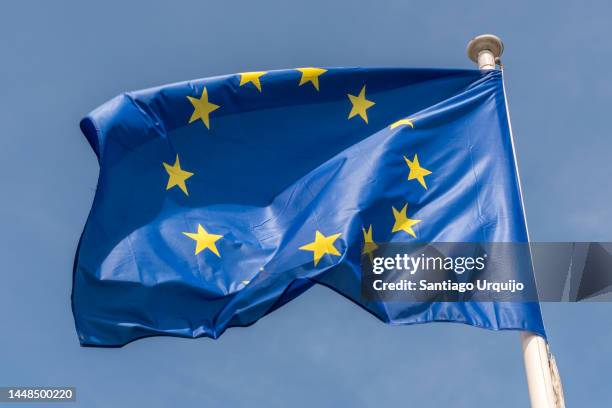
1,1,611,406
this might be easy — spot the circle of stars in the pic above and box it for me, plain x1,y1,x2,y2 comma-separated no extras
162,68,433,269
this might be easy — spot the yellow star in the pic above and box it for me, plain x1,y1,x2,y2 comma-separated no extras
182,224,223,256
362,225,379,258
187,87,220,129
390,118,414,129
299,230,342,266
404,154,432,189
391,204,422,238
162,154,194,196
239,71,267,92
296,67,327,91
347,85,375,123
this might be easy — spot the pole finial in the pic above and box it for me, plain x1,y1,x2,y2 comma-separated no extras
466,34,504,70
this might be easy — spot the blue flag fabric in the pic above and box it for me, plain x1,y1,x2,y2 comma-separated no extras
73,68,545,346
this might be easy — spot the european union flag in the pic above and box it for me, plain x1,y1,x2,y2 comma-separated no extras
73,67,545,346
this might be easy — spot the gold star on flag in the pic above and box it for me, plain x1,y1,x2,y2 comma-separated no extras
239,71,267,92
296,67,327,91
299,230,342,266
404,154,432,189
183,224,223,256
162,154,194,196
390,118,414,129
187,87,220,129
362,225,379,258
347,85,375,123
391,204,421,238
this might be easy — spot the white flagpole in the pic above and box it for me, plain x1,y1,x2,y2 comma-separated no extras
466,34,565,408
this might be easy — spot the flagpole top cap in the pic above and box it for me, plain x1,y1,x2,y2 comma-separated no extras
467,34,504,63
